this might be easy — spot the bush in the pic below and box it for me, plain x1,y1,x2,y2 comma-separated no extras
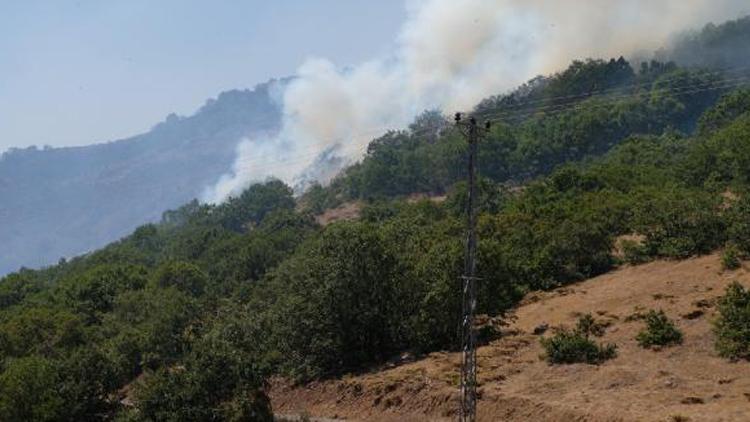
636,310,683,348
576,313,607,337
620,238,650,264
721,243,742,270
541,315,617,364
725,195,750,255
541,330,617,364
714,282,750,360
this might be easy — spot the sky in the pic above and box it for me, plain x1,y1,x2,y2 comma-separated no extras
0,0,405,152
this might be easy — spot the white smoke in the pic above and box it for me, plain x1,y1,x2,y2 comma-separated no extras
203,0,749,203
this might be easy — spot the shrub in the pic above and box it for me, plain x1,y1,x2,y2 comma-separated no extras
541,330,617,364
721,243,742,270
541,315,617,364
576,313,606,337
725,195,750,255
620,238,650,264
714,282,750,360
636,310,683,348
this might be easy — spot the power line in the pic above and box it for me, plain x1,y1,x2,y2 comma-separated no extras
223,65,750,173
474,73,750,121
473,64,750,116
472,79,750,125
225,75,750,176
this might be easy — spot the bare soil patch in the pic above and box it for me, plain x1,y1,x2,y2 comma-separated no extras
315,202,363,226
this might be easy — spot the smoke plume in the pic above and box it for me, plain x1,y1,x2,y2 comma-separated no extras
202,0,749,203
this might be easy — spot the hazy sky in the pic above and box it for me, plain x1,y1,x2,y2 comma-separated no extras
0,0,405,152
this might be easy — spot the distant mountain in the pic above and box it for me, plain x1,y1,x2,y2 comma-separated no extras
0,80,283,275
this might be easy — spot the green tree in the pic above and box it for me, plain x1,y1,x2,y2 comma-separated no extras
150,261,207,297
267,222,399,379
219,179,295,232
0,356,65,422
107,288,198,369
636,310,683,348
0,307,84,358
135,326,271,422
59,264,148,323
714,282,750,360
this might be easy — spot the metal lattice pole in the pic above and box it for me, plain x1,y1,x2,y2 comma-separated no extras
456,113,487,422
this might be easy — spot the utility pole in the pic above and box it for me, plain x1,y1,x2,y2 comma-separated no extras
455,113,489,422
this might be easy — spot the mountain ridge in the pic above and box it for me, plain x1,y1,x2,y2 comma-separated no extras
0,80,284,275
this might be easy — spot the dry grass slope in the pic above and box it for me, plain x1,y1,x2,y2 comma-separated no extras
271,254,750,421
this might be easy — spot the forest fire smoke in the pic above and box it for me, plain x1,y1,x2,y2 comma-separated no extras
203,0,748,203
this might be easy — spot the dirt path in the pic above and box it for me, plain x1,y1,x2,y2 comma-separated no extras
271,254,750,421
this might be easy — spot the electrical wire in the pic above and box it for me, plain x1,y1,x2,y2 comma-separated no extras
224,73,750,175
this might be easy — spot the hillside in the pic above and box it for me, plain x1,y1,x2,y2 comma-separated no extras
2,15,750,421
3,61,750,421
2,15,748,279
0,81,282,276
271,254,750,422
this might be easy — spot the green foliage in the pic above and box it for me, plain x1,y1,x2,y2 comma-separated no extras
544,57,635,99
636,310,683,348
0,356,65,422
724,194,750,255
399,227,464,352
299,182,342,215
444,178,507,217
0,271,45,310
59,264,148,323
265,222,401,379
721,243,742,270
331,61,730,202
620,239,650,264
150,261,207,297
714,282,750,360
482,189,617,290
668,16,750,70
106,288,198,369
541,316,617,365
0,349,118,422
219,179,296,232
684,113,750,188
632,188,724,258
647,69,724,132
698,89,750,136
0,307,84,358
576,313,606,337
55,347,120,419
4,56,750,420
135,330,271,422
0,178,309,420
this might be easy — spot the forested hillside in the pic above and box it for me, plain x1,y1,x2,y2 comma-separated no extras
0,81,283,276
2,16,750,422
